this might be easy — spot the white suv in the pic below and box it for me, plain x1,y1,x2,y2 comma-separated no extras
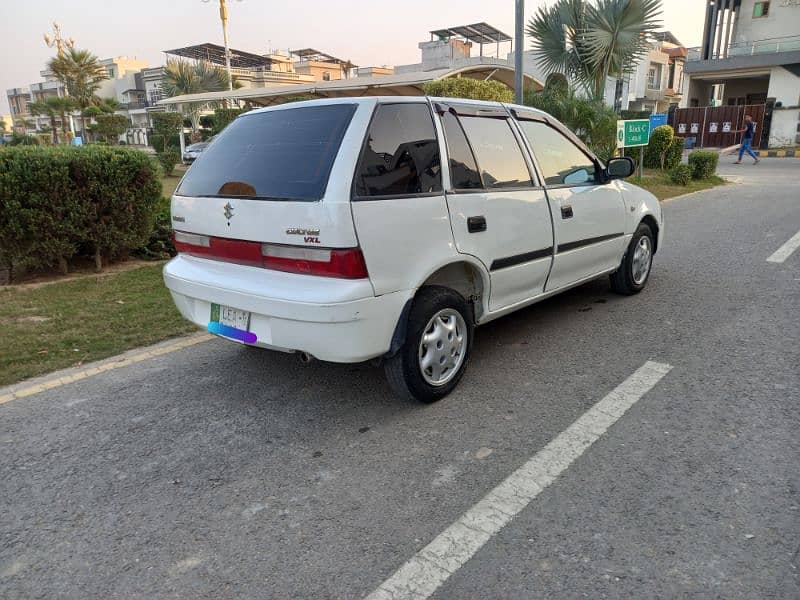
164,97,663,402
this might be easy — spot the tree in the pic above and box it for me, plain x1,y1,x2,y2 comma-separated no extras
48,47,108,139
161,59,240,133
28,100,60,144
527,0,662,101
89,114,129,144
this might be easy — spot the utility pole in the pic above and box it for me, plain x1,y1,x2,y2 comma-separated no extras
514,0,524,104
43,22,75,58
203,0,237,91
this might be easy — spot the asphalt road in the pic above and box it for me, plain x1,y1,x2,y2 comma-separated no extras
2,158,798,599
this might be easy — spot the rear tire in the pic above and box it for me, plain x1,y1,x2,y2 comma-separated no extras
384,286,473,403
610,222,654,295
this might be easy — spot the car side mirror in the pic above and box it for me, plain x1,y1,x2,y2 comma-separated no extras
606,157,635,179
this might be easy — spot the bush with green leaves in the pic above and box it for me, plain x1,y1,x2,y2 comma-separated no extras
0,146,161,279
664,136,685,170
422,78,514,102
688,150,719,180
668,164,692,186
212,108,245,134
156,149,180,176
644,125,674,169
151,112,183,149
89,113,129,144
135,196,175,259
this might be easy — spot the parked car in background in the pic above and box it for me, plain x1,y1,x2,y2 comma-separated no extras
164,97,663,403
182,136,216,164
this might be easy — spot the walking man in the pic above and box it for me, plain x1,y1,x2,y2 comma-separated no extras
734,114,760,164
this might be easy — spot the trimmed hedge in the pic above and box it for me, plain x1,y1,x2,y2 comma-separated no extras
688,150,719,180
157,149,180,176
668,164,692,186
644,125,674,169
664,136,685,170
0,146,161,280
422,78,514,102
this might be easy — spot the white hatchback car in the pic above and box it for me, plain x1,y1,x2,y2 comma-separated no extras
164,97,663,402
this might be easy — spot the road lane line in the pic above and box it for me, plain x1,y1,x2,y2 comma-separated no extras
767,229,800,263
365,360,673,600
0,334,213,406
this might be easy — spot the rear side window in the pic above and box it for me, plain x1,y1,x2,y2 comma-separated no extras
518,120,597,186
176,104,356,201
441,111,482,190
458,116,533,189
353,103,441,198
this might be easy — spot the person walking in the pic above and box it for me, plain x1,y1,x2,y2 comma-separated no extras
734,114,760,164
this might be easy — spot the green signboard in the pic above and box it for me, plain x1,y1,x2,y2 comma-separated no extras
616,119,651,148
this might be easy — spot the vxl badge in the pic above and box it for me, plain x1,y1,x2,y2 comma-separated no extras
223,202,234,222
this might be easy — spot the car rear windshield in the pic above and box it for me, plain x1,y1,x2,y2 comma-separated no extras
176,104,357,201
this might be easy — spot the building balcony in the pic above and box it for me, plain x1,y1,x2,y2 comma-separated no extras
686,35,800,73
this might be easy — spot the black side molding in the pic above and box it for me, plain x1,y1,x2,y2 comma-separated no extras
491,247,553,271
557,233,624,253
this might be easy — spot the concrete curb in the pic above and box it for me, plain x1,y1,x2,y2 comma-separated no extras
0,332,213,405
754,149,798,158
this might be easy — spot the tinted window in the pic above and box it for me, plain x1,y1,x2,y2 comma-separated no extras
177,104,356,201
354,103,441,197
458,116,532,189
441,111,482,189
518,121,596,186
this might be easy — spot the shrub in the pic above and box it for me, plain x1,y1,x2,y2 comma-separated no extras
422,78,514,102
0,146,161,279
157,149,180,176
135,196,175,259
149,133,165,153
664,136,685,170
8,132,40,146
688,150,719,180
668,164,692,186
644,125,674,169
91,113,129,144
152,112,184,139
212,108,245,134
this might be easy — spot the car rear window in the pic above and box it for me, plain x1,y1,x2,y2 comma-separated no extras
176,104,357,201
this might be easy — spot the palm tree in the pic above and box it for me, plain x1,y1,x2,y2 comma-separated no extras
162,59,240,134
527,0,662,102
48,47,108,139
29,99,60,144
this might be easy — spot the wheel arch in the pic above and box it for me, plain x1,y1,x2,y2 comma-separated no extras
640,214,660,253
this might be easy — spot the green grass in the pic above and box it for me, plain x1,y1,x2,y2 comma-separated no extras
0,264,196,386
634,168,726,201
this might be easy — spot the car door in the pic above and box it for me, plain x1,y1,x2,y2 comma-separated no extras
437,103,554,312
515,115,627,292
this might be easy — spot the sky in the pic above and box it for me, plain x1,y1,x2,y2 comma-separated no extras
0,0,707,115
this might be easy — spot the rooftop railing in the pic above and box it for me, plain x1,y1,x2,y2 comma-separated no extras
688,34,800,61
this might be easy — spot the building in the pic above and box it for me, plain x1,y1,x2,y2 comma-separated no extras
521,31,686,114
159,24,542,110
6,55,149,138
683,0,800,147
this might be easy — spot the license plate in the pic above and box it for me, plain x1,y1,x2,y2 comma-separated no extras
210,303,250,330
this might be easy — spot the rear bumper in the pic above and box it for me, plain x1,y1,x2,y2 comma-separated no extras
163,255,412,362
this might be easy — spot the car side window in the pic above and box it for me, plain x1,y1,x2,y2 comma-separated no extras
458,116,533,189
440,111,482,189
518,120,596,186
353,103,442,197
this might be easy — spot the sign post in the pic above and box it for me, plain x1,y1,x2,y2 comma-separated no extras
617,119,651,181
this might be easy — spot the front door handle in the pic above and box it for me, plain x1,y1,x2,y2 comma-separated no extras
561,205,574,219
467,216,487,233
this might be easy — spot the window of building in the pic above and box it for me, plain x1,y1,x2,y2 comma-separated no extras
647,63,662,90
107,67,115,78
457,116,532,189
753,1,769,17
440,111,482,189
518,121,596,187
353,103,441,198
322,71,331,81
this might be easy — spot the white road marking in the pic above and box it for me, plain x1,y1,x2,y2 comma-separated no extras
767,229,800,263
365,360,673,600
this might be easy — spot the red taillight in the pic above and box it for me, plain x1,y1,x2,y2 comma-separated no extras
173,232,368,279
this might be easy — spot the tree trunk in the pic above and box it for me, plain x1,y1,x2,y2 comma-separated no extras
94,248,103,273
51,116,59,145
81,115,88,142
58,257,69,275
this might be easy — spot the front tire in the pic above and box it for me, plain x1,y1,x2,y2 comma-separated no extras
610,222,654,295
384,286,473,403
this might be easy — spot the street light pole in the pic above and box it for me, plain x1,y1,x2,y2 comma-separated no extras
203,0,235,91
514,0,524,104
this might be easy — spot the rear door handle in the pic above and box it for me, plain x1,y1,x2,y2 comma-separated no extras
561,205,574,219
467,216,487,233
